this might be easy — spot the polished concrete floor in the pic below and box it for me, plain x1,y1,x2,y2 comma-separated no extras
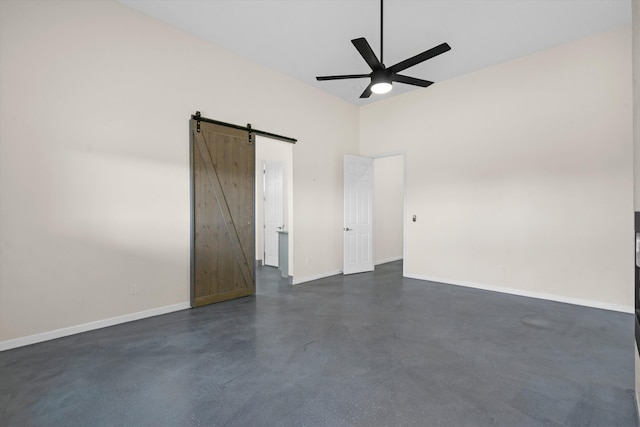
0,261,637,426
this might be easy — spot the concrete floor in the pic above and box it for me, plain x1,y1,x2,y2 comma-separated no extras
0,261,637,426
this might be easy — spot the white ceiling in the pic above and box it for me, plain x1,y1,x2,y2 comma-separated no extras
118,0,631,106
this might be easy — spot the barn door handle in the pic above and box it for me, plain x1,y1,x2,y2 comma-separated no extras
344,227,352,231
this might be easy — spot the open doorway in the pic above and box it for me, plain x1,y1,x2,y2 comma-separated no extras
255,135,294,290
373,153,405,267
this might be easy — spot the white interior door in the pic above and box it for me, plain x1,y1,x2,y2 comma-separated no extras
264,161,285,267
343,155,374,275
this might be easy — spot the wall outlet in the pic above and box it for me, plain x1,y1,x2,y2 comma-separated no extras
129,283,137,295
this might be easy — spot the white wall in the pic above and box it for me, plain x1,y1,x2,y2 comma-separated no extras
361,26,633,311
255,136,293,272
373,155,404,264
635,0,640,212
0,0,358,344
632,0,640,415
1,0,633,348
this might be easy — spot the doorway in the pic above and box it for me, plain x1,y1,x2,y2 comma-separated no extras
263,161,285,267
373,153,405,267
255,135,293,284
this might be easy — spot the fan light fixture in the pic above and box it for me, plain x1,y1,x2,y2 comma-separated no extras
371,81,392,94
370,70,393,94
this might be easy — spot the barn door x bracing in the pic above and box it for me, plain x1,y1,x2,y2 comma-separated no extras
190,119,255,307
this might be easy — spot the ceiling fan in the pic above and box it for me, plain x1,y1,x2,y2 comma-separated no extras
316,0,451,99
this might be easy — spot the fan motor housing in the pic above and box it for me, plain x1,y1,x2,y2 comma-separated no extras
371,69,392,84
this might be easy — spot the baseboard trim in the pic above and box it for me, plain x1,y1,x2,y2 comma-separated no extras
5,273,628,350
292,270,342,285
405,273,634,314
375,256,403,266
0,302,191,352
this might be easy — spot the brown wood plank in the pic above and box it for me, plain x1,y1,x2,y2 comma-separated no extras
195,130,254,289
192,288,254,307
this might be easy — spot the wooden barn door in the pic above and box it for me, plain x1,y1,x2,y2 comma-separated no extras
190,119,255,307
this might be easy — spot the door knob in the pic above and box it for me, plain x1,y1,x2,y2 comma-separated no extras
344,227,352,231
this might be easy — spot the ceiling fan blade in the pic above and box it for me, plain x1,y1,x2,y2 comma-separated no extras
388,42,451,74
392,74,434,88
352,38,382,71
360,82,374,98
316,74,370,81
